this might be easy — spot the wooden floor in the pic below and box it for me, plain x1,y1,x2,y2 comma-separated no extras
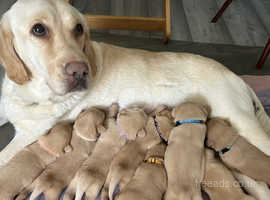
71,0,270,47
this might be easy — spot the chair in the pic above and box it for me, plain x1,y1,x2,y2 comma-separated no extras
67,0,171,43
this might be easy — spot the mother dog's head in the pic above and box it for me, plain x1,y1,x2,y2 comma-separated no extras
0,0,95,95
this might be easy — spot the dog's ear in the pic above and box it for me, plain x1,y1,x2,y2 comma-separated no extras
0,15,30,85
155,105,167,115
83,32,97,78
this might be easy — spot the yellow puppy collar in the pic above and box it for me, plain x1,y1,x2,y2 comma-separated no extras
144,157,164,165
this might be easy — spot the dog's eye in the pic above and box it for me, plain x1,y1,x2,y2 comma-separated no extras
75,24,84,36
32,23,47,37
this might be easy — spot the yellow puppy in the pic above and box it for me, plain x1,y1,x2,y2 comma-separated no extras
64,104,150,200
101,108,163,200
115,143,167,200
0,123,72,199
165,102,210,200
203,149,255,200
207,117,270,186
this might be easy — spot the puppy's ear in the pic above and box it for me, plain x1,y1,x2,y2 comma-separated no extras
137,128,146,138
0,15,30,84
155,105,167,115
201,104,211,116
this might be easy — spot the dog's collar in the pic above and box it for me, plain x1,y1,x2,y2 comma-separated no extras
219,135,240,155
219,145,232,155
153,117,168,145
175,119,204,126
144,156,164,165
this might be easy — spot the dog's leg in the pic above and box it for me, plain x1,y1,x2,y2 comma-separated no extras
233,172,270,200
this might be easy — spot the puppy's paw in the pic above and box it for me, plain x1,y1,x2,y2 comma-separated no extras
64,167,106,200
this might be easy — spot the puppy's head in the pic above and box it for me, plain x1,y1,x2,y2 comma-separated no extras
172,102,210,122
117,107,148,140
0,0,96,95
74,108,106,141
154,105,174,141
206,118,238,151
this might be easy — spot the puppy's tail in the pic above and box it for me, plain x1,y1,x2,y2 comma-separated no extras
248,85,270,136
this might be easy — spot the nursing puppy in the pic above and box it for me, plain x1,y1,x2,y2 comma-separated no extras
1,0,270,170
165,102,210,200
0,123,72,199
115,143,167,200
203,149,255,200
16,108,103,200
207,118,270,185
101,108,163,200
64,104,150,200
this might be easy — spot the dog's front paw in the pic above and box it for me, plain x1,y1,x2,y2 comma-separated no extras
64,167,106,200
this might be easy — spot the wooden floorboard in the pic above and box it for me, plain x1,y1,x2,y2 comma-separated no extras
238,0,269,47
215,0,255,46
170,0,192,41
123,0,150,38
147,0,163,39
183,0,233,44
249,0,270,35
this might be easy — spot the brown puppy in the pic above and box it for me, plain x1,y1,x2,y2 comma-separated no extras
16,126,95,200
115,142,167,200
74,107,106,141
207,118,270,185
165,102,210,200
64,105,148,200
101,109,163,200
38,122,73,157
0,123,72,200
203,149,255,200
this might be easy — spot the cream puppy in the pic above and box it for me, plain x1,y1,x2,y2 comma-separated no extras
115,143,167,200
0,123,73,199
207,118,270,185
1,1,270,186
165,102,210,200
64,104,137,200
203,149,255,200
101,109,162,200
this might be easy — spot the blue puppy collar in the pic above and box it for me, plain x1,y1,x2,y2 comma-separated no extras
176,119,204,126
219,145,232,155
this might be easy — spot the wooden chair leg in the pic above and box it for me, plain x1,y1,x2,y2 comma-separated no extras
163,0,171,44
211,0,233,23
256,39,270,69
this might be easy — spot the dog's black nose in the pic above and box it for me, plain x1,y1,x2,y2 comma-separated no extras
65,61,89,80
65,61,89,92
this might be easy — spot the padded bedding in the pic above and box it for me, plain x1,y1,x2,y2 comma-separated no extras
242,75,270,117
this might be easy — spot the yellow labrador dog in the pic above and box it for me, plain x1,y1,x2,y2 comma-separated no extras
0,0,270,182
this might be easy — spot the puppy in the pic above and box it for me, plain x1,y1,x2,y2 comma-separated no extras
101,108,163,200
16,123,95,200
203,149,255,200
115,142,167,200
64,104,150,200
0,123,72,199
165,102,210,200
74,107,106,141
207,118,270,185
